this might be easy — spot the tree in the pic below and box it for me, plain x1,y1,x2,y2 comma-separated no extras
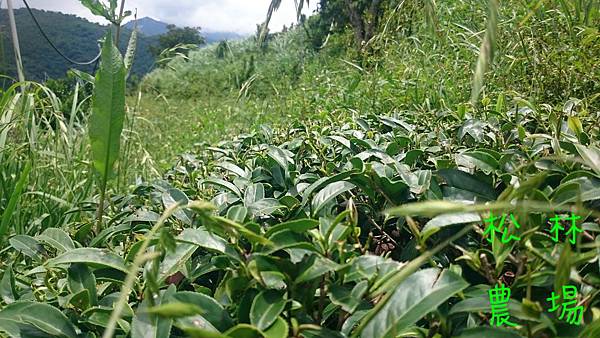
262,0,386,51
339,0,384,48
150,24,205,57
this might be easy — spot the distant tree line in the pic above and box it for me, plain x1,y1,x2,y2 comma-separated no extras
0,8,206,83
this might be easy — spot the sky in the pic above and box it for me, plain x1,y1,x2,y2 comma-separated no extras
12,0,317,34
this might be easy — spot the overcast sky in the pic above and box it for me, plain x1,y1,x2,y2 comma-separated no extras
12,0,317,34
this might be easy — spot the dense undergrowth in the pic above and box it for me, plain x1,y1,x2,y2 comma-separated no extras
1,0,600,337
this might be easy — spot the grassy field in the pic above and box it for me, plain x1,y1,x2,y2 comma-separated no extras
1,0,600,337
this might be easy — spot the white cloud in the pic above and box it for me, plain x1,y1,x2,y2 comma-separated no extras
13,0,317,34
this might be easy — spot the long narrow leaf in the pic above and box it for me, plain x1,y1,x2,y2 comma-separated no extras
0,162,31,241
89,32,126,204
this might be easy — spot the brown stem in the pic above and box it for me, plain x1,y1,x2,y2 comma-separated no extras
115,0,127,46
365,0,383,42
317,275,326,323
343,0,365,47
95,180,107,233
367,217,398,246
479,253,498,284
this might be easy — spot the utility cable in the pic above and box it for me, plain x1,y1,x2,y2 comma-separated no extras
22,0,101,66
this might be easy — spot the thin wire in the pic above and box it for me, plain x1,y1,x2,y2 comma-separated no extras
22,0,101,66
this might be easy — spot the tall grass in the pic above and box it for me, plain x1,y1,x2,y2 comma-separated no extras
0,77,158,241
143,0,599,125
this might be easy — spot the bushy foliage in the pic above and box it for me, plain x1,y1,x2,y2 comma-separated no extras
144,29,311,99
149,25,206,57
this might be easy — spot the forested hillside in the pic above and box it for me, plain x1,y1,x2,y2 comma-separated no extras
1,1,600,337
0,9,245,82
0,8,156,80
124,17,245,43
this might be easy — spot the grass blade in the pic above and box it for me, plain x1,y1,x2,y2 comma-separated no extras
0,162,31,241
471,0,499,105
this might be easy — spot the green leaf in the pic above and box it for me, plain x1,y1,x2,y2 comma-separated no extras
329,135,351,149
145,303,204,318
329,281,369,313
0,266,17,304
162,188,192,224
458,119,489,143
299,326,347,338
576,144,600,176
265,229,317,254
83,307,131,332
263,317,288,338
354,268,468,338
0,162,31,242
68,263,98,307
249,198,285,217
131,287,174,338
78,0,111,20
387,200,512,218
9,235,44,261
211,216,272,246
179,326,229,338
177,228,241,262
250,290,287,330
37,228,76,253
245,183,265,205
267,145,293,172
551,182,586,204
0,301,78,337
158,240,196,282
438,169,497,201
172,291,234,332
265,219,319,237
301,171,356,208
580,317,600,338
421,212,480,243
312,181,355,215
203,178,242,197
89,32,126,190
344,255,403,284
64,290,92,312
0,318,47,337
216,161,247,177
90,224,131,247
568,116,583,136
455,151,499,172
227,205,248,223
47,248,128,273
224,324,266,338
454,327,522,338
296,256,340,283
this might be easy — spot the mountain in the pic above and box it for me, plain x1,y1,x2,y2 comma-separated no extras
125,16,245,43
0,8,157,82
124,17,168,36
0,10,245,82
204,31,245,44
